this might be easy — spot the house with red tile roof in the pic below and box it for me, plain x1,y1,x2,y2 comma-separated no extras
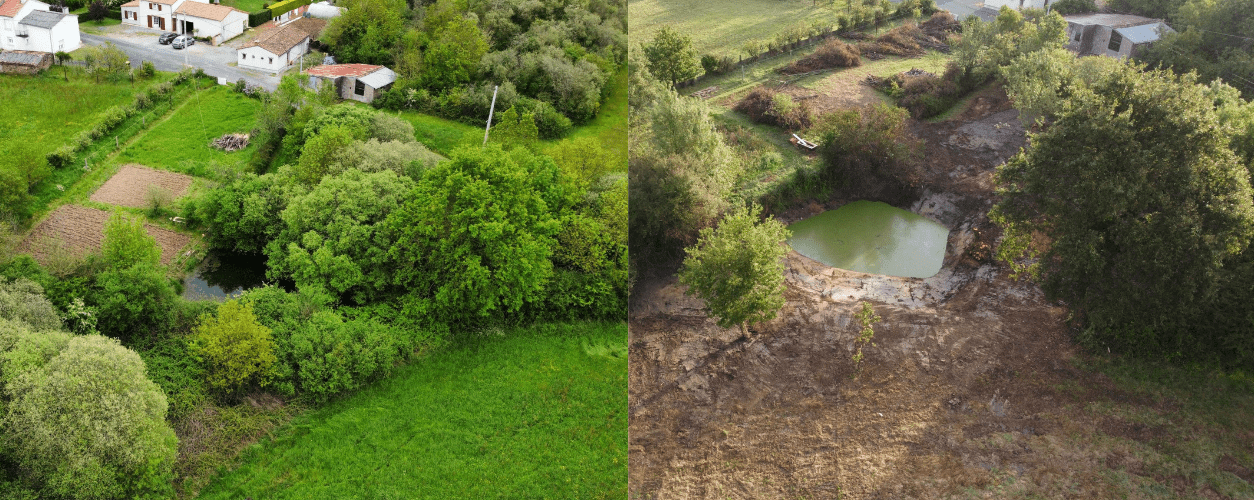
304,64,398,104
237,16,325,72
0,0,81,53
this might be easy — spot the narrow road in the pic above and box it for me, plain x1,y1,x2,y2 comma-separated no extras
80,33,281,90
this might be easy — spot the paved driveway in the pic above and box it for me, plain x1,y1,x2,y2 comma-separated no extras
80,24,281,90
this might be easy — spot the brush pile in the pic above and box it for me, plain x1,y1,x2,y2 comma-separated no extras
211,133,250,152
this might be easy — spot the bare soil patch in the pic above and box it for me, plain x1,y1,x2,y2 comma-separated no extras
629,86,1251,498
89,164,195,208
20,205,192,266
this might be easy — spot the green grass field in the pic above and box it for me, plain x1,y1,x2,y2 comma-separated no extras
630,0,847,56
195,322,627,499
0,71,164,188
115,85,261,177
397,110,482,156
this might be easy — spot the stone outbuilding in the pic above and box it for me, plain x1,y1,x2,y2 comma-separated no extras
1064,13,1173,59
304,64,397,104
0,49,50,74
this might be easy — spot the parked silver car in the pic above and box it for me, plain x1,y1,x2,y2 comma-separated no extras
172,35,195,50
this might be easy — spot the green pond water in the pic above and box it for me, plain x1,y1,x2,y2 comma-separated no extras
787,200,950,278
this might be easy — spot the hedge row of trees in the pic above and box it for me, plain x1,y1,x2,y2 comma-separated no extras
318,0,625,135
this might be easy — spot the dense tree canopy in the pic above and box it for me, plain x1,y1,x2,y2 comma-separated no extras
993,61,1254,358
3,333,177,500
385,145,575,322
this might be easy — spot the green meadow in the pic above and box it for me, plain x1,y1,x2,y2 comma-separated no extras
196,322,627,499
115,85,262,176
630,0,847,56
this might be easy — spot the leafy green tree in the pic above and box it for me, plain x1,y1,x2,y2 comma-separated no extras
296,125,357,185
489,105,540,149
548,136,618,190
421,17,489,91
265,169,415,302
193,170,303,254
992,63,1254,352
93,262,176,340
3,334,177,500
340,139,443,178
1139,0,1254,100
385,145,575,323
190,299,276,393
101,211,161,270
678,204,791,337
319,0,407,65
642,26,701,88
278,310,405,401
302,105,376,142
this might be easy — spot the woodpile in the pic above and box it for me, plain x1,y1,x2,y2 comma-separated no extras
211,133,250,152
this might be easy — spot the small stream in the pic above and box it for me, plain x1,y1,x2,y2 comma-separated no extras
787,200,950,278
182,250,270,301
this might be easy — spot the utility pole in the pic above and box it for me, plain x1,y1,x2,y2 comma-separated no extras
482,85,498,146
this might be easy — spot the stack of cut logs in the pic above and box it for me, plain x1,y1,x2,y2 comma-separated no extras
211,133,250,152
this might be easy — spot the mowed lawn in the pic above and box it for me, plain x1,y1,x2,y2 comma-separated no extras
196,322,628,499
115,85,261,176
215,0,268,12
0,72,162,182
630,0,846,55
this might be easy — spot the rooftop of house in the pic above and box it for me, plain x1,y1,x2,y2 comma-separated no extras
240,20,312,55
175,0,245,21
0,0,24,19
0,50,49,65
306,63,386,78
1064,13,1163,29
19,9,66,29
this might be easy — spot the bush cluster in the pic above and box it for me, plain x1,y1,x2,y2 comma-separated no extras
784,38,861,73
734,88,814,130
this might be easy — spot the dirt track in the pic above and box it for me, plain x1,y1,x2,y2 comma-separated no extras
627,87,1247,499
89,164,194,208
20,205,192,267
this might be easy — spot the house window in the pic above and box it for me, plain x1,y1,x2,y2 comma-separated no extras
1073,29,1081,41
1108,31,1122,52
241,53,245,60
269,57,273,64
355,80,365,96
58,40,63,51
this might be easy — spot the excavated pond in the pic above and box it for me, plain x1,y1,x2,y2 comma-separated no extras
786,200,950,278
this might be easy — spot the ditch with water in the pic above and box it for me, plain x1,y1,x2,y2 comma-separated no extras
786,200,949,278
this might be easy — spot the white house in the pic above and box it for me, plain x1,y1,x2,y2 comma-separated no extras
120,0,181,32
237,17,325,72
305,64,397,104
121,0,247,43
1064,13,1173,59
173,1,247,44
0,0,81,53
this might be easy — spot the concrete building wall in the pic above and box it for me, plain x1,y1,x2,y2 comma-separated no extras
238,45,283,71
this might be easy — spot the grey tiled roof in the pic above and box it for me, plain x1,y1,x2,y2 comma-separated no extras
19,10,66,29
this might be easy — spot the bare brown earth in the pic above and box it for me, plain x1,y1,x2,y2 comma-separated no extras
628,87,1253,499
20,205,192,266
89,164,194,208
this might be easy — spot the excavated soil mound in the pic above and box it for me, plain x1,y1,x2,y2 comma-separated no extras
89,164,194,208
21,205,192,266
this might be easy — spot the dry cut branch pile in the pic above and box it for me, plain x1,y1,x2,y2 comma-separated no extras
211,133,250,152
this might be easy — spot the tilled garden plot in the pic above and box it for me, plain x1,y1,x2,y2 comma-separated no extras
20,205,191,266
89,164,194,208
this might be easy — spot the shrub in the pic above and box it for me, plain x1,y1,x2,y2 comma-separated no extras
3,334,178,500
734,87,814,130
0,278,62,332
700,54,738,76
275,310,405,401
190,299,276,393
140,60,156,78
367,112,416,143
533,100,573,139
812,103,921,190
785,39,861,74
45,145,75,169
1051,0,1097,14
101,211,160,270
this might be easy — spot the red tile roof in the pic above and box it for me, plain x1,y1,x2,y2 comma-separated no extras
175,1,245,21
0,0,23,19
305,64,384,78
